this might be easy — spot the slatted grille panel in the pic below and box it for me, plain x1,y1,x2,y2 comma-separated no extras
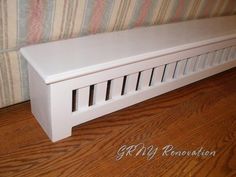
72,46,236,112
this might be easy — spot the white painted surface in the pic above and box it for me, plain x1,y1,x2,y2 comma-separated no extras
94,82,107,104
125,73,139,94
21,16,236,142
71,60,236,127
205,52,215,67
77,87,89,110
221,48,231,63
20,16,236,84
174,59,187,78
185,57,197,74
214,50,223,65
138,69,153,89
151,66,165,85
110,77,123,99
163,62,176,81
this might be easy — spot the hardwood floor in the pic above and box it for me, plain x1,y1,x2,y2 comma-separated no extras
0,68,235,177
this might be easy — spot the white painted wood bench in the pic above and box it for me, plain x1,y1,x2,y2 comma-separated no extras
20,16,236,142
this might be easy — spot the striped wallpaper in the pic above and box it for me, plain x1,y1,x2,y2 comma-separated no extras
0,0,236,108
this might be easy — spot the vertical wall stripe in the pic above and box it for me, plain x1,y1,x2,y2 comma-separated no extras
128,0,144,28
156,0,170,24
151,0,164,25
0,1,17,50
72,0,86,37
0,51,30,105
202,0,215,18
129,0,154,28
122,0,136,29
164,0,179,23
0,1,3,49
186,0,199,19
210,0,222,17
59,0,68,39
51,0,64,40
64,1,74,38
79,0,95,36
113,0,127,30
234,1,236,14
221,0,235,16
68,0,79,38
3,1,8,48
135,0,152,26
144,0,159,26
107,0,122,32
0,53,7,106
0,53,13,106
98,0,115,33
195,0,208,18
18,0,28,46
171,0,191,22
229,0,236,15
18,54,29,101
6,1,17,49
112,0,129,31
27,0,44,44
89,0,106,34
4,53,13,105
174,0,185,22
17,0,54,102
0,68,4,108
209,1,220,17
9,52,21,103
184,0,196,19
42,0,54,43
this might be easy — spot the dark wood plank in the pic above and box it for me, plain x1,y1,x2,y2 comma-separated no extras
0,68,235,177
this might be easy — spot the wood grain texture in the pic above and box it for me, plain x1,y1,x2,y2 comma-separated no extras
0,68,235,177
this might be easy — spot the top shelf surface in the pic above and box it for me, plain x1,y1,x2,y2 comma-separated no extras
20,15,236,84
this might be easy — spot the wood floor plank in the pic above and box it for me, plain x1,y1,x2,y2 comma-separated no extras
0,68,235,177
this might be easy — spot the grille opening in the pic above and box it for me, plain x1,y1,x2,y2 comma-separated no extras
135,72,141,90
149,68,155,86
183,59,189,75
224,48,230,61
106,80,111,100
121,76,127,95
72,89,77,112
172,62,178,79
89,85,94,106
161,64,167,82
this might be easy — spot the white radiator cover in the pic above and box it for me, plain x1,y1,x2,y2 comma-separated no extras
21,16,236,142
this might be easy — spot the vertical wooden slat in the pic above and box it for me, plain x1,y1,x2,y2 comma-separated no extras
163,62,176,82
185,57,197,74
234,47,236,60
174,59,187,78
195,54,207,70
77,86,90,110
151,65,165,85
221,48,231,63
214,49,223,65
232,46,236,60
125,73,139,94
228,47,235,61
94,82,107,104
205,52,215,67
138,69,153,89
110,77,123,99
